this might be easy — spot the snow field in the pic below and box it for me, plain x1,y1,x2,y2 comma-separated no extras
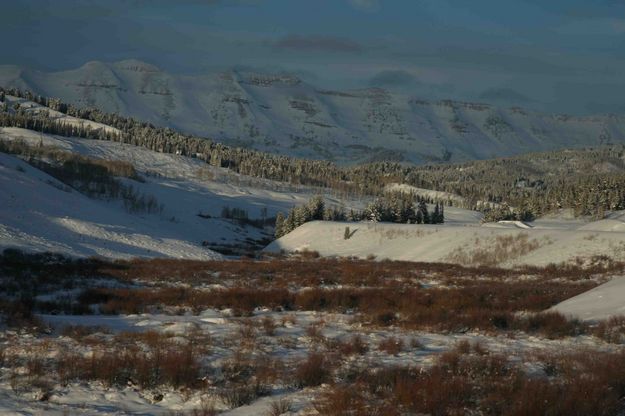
0,127,367,259
266,219,625,267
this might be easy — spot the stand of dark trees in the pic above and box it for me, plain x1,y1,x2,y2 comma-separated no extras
275,194,444,238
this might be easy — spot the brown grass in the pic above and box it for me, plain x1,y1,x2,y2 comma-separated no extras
2,252,623,340
445,233,550,267
313,385,370,416
592,315,625,343
57,336,203,389
293,352,332,388
265,398,293,416
335,334,369,356
99,255,622,288
217,351,282,407
378,337,404,355
315,346,625,415
65,270,602,338
261,315,277,336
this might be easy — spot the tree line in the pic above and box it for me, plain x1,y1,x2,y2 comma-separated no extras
3,87,625,220
274,194,444,238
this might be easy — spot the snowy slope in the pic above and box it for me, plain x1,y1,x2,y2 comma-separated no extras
0,127,366,216
551,277,625,321
264,219,625,267
0,152,226,259
4,94,121,135
0,127,368,259
2,60,625,164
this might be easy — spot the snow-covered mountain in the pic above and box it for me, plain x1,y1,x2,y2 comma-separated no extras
2,60,625,164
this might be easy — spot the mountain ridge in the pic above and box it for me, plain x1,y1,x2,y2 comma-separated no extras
2,60,625,164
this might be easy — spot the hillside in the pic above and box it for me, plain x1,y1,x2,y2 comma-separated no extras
265,218,625,267
2,91,625,264
552,276,625,321
0,126,366,259
4,88,625,221
2,60,625,164
0,151,224,260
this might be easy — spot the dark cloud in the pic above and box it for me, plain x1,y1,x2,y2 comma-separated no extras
369,70,421,87
274,35,363,53
479,87,531,103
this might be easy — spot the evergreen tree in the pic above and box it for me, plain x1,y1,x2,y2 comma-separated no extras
365,199,384,222
307,195,325,220
432,203,440,224
275,212,286,238
284,211,297,235
418,200,430,224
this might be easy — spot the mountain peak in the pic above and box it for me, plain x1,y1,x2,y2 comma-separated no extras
79,60,112,71
112,59,161,73
2,59,625,165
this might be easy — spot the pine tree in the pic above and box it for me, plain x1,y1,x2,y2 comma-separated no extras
365,199,384,222
430,202,445,224
285,211,297,235
418,200,430,224
432,203,440,224
275,212,286,238
307,195,325,220
415,209,423,224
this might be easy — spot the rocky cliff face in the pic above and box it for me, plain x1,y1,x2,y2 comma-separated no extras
2,59,624,164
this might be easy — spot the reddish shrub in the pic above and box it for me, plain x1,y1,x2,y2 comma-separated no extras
337,334,369,356
293,352,332,388
378,337,404,356
313,385,369,416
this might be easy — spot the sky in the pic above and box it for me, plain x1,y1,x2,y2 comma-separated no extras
2,0,625,114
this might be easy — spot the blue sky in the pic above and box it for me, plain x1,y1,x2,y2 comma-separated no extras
2,0,625,114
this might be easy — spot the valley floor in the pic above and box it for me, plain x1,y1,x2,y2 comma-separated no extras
1,253,625,415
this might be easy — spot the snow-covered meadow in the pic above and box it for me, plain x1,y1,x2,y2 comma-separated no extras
1,253,625,415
